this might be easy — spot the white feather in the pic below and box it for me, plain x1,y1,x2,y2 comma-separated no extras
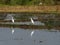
31,18,34,24
31,31,35,37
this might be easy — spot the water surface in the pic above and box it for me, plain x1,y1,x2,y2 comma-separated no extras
0,27,60,45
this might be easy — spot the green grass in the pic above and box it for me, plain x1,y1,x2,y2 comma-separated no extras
0,0,58,6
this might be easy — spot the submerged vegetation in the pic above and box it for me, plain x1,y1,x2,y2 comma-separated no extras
0,13,60,30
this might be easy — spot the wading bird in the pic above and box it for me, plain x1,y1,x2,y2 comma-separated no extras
30,18,34,24
11,17,14,34
12,17,14,23
30,18,35,37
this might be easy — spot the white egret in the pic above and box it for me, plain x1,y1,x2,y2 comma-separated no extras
11,16,14,34
12,17,14,23
31,30,35,37
30,18,35,37
30,18,34,24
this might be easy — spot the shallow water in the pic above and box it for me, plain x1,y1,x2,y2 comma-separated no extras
1,21,45,26
0,27,60,45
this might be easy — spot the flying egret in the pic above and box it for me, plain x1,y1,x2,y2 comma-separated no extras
31,30,35,37
30,18,34,24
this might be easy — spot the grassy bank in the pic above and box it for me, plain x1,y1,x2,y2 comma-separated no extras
0,23,52,29
0,23,60,30
0,5,60,13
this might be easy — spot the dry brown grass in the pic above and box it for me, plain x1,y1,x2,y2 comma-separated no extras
0,5,60,13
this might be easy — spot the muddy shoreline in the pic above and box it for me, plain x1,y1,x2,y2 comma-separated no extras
0,24,60,30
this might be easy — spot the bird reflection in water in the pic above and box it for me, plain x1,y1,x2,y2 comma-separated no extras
31,30,35,37
10,16,15,40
